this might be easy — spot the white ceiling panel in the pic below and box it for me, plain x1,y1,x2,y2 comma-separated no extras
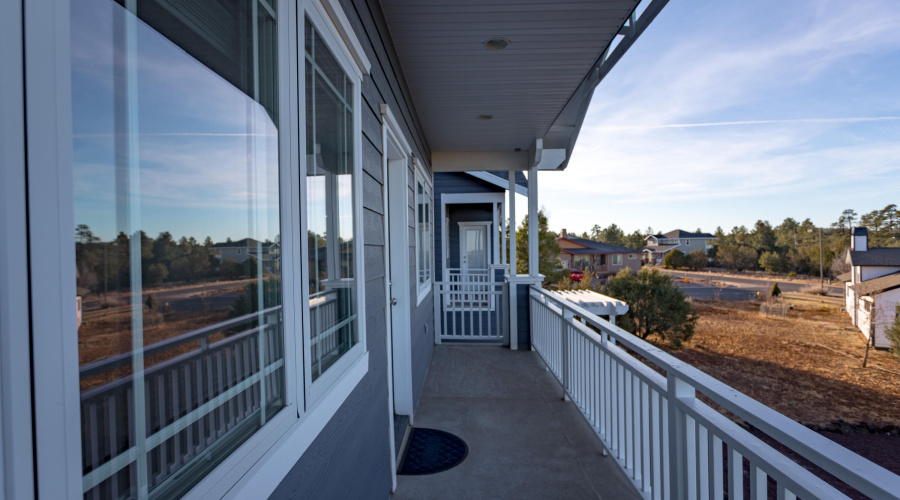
380,0,639,152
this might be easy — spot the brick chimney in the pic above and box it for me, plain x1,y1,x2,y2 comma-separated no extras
561,228,567,239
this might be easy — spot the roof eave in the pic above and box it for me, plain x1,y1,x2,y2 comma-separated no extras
544,0,672,170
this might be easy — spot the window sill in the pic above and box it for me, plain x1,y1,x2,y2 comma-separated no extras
185,352,369,500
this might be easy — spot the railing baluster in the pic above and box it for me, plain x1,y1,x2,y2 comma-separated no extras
750,465,766,500
711,435,724,500
625,369,633,473
698,420,710,500
729,447,743,500
642,382,651,494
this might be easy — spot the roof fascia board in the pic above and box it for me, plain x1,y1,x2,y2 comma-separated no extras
535,148,566,170
432,151,528,172
465,171,528,196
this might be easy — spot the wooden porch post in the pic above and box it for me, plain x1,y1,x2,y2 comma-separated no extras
508,170,518,350
508,170,517,274
528,165,538,277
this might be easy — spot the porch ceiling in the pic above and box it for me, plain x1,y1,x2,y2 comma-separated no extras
380,0,640,154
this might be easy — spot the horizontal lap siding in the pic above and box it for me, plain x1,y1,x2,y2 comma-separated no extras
270,0,431,498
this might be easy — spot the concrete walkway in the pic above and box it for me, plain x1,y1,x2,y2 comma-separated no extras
392,345,642,500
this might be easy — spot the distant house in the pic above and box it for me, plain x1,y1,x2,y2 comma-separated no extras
557,229,641,278
212,238,280,273
643,229,717,264
844,227,900,349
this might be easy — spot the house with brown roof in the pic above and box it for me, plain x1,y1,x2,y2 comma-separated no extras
642,229,717,264
557,229,642,278
844,227,900,348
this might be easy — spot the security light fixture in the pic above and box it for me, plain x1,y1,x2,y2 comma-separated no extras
484,37,510,50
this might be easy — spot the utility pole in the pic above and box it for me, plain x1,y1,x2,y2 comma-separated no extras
819,227,824,292
808,227,825,292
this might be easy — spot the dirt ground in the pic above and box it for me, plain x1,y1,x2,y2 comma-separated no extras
665,298,900,495
674,299,900,426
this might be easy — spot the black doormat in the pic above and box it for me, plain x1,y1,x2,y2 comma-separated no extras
398,428,468,475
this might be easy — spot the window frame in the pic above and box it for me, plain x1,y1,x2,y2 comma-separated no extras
414,162,433,305
612,254,623,265
1,1,35,495
21,0,373,498
300,0,368,407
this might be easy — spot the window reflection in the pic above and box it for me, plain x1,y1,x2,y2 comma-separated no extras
72,0,283,498
416,177,432,288
305,16,358,381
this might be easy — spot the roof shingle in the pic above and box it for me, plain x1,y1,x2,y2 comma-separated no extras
848,248,900,267
850,271,900,296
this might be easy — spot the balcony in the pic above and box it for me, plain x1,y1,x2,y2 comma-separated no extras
405,285,900,500
393,345,641,499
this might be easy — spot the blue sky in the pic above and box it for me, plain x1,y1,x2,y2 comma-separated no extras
535,0,900,236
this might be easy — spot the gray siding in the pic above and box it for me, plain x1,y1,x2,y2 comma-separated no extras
270,0,431,497
408,160,434,412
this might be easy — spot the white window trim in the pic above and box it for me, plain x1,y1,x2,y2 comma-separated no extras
612,254,623,265
414,161,433,305
300,0,368,408
1,1,35,495
22,0,372,497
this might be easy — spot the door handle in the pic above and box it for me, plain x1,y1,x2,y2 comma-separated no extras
391,298,398,306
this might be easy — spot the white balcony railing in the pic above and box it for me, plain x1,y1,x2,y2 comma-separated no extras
529,286,900,500
434,270,506,342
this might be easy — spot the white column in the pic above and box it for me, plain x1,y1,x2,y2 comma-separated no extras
500,203,506,266
492,202,499,265
508,170,517,275
508,170,518,350
528,165,538,277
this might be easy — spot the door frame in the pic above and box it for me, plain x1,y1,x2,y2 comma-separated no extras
381,104,412,488
438,193,505,284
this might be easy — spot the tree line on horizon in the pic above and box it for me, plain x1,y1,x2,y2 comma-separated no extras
74,224,275,295
574,204,899,276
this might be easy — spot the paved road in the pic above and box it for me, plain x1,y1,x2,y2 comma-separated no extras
673,281,757,301
663,270,843,298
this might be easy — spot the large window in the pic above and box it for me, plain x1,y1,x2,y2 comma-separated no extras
304,15,360,383
415,168,433,302
71,0,284,497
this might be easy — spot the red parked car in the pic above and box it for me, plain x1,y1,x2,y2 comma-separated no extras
569,268,584,282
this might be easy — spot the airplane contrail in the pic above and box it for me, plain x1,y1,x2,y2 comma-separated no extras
593,116,900,131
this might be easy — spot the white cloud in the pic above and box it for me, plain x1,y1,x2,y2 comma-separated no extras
541,0,900,234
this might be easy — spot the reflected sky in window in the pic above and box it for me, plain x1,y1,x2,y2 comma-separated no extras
71,0,280,244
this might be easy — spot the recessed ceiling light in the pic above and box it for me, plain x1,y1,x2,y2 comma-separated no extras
478,114,493,121
484,38,510,50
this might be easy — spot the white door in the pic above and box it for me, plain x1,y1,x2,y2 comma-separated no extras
459,223,489,275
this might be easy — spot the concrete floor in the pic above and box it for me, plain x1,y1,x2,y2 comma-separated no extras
392,345,642,500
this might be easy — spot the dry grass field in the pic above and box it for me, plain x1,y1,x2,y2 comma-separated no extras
673,299,900,426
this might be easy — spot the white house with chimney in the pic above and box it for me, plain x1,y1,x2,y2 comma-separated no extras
844,227,900,349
